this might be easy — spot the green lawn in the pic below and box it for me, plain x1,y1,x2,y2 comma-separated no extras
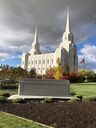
70,82,96,98
0,89,17,96
0,112,49,128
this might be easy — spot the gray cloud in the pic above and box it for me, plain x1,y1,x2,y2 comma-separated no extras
0,0,96,60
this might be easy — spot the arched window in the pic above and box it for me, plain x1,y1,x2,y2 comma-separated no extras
31,60,33,65
35,60,37,64
43,60,45,64
39,60,41,64
47,59,49,64
52,59,54,64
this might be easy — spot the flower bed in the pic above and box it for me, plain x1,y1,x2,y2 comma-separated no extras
0,102,96,128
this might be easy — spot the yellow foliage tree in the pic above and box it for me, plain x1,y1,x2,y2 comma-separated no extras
53,58,64,80
78,69,95,80
45,58,70,80
53,66,63,80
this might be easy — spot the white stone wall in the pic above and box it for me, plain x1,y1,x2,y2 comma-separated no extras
68,44,78,71
21,38,78,74
27,53,56,74
21,53,30,70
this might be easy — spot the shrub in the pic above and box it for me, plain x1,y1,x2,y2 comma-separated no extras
0,83,18,89
69,71,81,83
70,91,76,96
61,75,69,80
0,96,7,103
44,97,53,103
69,97,80,102
36,74,42,79
76,95,83,101
12,98,26,103
46,76,54,79
1,92,10,98
46,67,55,79
0,80,16,86
69,75,80,83
87,97,96,101
42,74,47,79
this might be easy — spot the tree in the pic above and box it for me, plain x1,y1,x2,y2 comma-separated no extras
63,64,70,76
29,68,36,78
0,65,29,82
46,68,55,79
53,66,64,80
78,69,96,82
53,58,64,80
45,58,70,80
0,65,12,80
12,67,29,81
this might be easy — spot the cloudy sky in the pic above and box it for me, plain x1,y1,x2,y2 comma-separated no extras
0,0,96,70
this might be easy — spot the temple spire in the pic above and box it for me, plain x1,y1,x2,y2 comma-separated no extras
65,8,71,33
30,26,41,54
34,26,38,43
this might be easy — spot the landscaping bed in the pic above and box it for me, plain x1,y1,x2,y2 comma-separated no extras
0,102,96,128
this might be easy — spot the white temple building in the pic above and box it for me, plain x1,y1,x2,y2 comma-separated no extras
21,10,78,75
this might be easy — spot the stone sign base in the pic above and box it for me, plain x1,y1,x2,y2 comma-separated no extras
9,79,70,100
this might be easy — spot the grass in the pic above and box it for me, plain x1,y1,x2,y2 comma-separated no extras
70,82,96,98
0,89,17,96
0,112,49,128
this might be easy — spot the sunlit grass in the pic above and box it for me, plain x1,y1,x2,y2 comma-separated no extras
71,82,96,97
0,112,48,128
0,89,17,96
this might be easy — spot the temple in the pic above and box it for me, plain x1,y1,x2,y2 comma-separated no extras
21,10,78,74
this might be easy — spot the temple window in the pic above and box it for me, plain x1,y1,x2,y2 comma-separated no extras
47,59,49,64
43,60,45,64
39,60,41,64
52,59,54,64
35,60,37,64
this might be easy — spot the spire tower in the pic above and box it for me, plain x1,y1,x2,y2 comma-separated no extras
65,8,71,33
30,26,41,54
60,8,74,51
34,26,38,43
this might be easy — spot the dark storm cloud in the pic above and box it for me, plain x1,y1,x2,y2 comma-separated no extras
0,0,96,58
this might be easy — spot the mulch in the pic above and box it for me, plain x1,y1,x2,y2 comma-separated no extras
0,102,96,128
